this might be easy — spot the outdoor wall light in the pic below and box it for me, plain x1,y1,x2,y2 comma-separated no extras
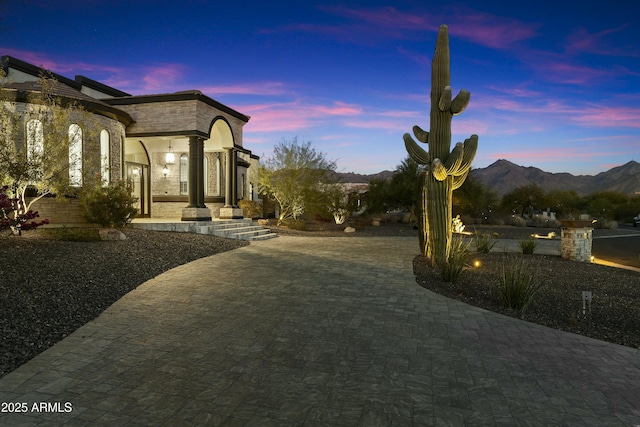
132,167,139,176
166,141,175,165
162,165,169,177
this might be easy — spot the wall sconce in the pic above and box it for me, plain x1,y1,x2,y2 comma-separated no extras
162,165,169,177
132,167,139,176
166,141,175,165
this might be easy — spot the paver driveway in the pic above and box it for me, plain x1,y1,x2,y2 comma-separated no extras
0,236,639,426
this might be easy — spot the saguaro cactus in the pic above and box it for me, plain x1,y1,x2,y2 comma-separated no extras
403,24,478,265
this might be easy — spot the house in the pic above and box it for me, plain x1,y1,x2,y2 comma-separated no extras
1,55,258,223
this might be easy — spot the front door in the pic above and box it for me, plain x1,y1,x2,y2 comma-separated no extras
126,162,150,217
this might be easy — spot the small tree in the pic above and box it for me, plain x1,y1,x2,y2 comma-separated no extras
0,69,99,233
322,183,358,224
80,180,138,228
259,137,337,225
0,185,48,234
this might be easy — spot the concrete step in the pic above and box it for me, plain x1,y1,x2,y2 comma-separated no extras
131,219,277,241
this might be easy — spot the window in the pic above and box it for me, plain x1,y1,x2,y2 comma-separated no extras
68,124,82,187
179,154,188,195
26,119,44,180
100,129,110,184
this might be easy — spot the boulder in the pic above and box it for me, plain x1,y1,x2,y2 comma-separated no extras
344,226,356,233
99,228,127,241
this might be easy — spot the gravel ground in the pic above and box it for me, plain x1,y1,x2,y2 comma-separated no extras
1,222,638,380
414,253,640,350
0,229,248,378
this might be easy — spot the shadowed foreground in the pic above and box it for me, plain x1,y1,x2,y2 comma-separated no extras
0,236,638,426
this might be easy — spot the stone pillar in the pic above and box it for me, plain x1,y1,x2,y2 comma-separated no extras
196,138,206,208
224,148,234,208
560,227,593,262
181,136,211,221
231,149,238,207
219,148,243,219
186,136,199,208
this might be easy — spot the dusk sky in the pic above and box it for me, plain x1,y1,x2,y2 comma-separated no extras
2,0,639,175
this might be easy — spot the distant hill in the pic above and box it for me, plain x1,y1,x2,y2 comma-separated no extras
337,160,640,196
335,170,395,183
471,159,640,196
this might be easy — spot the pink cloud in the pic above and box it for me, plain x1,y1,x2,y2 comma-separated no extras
448,12,540,49
140,64,186,92
572,106,640,129
565,25,640,57
267,5,538,50
240,100,364,133
0,47,123,76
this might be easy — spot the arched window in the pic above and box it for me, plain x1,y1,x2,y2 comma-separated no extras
68,124,83,187
179,154,188,195
26,119,44,180
100,129,110,184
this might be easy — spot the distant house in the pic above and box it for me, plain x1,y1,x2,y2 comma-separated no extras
1,55,258,223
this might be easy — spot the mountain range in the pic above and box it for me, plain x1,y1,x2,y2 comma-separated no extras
338,160,640,196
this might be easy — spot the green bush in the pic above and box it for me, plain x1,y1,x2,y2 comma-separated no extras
238,200,263,219
282,218,307,230
80,180,138,228
519,237,537,254
439,235,472,283
473,232,496,253
499,257,542,311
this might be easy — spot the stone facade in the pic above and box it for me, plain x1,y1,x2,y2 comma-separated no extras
2,55,260,225
27,197,84,225
560,227,593,262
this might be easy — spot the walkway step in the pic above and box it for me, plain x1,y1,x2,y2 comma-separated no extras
131,219,277,241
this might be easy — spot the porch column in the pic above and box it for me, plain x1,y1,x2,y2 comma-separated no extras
186,136,199,208
219,147,243,219
231,148,238,207
181,136,211,221
195,137,206,208
224,148,235,207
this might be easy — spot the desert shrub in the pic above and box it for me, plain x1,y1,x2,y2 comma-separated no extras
507,215,527,227
282,218,306,230
238,200,263,219
474,232,497,253
439,235,472,283
80,180,138,228
40,226,101,242
499,257,542,311
519,237,537,255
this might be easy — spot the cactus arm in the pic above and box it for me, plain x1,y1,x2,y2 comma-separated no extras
439,86,452,111
443,142,463,174
452,169,469,190
403,133,430,165
413,125,429,143
453,134,478,176
431,159,448,181
450,89,470,115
